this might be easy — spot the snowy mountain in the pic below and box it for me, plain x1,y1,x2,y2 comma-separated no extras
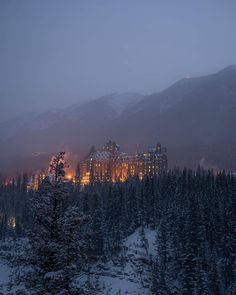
114,65,236,169
0,66,236,172
0,92,144,153
98,93,143,116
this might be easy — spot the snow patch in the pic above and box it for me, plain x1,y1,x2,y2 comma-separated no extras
106,93,143,116
87,228,157,295
0,229,157,294
0,259,12,294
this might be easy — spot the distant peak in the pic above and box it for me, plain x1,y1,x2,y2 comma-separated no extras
99,92,144,116
219,65,236,73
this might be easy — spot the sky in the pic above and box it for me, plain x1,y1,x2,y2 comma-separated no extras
1,0,236,121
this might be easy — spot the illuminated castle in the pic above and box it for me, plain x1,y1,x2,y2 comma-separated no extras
77,141,167,185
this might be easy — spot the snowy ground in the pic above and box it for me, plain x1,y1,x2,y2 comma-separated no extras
91,228,156,295
0,259,11,293
0,228,157,294
0,239,30,294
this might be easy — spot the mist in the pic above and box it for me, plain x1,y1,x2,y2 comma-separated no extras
1,0,236,121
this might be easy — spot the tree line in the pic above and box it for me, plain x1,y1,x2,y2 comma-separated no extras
0,162,235,294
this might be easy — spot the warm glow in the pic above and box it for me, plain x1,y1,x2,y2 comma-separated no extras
67,174,73,180
33,177,39,191
74,141,167,186
8,217,16,229
81,172,90,185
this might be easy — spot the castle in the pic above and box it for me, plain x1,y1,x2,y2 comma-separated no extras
77,141,167,185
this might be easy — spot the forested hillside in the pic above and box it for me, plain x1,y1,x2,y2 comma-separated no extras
0,168,235,294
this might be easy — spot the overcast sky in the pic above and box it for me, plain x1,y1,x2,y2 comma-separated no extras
1,0,236,121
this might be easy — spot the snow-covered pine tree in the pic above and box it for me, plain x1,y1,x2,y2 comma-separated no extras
11,152,90,295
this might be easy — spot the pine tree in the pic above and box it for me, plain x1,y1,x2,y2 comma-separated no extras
152,226,169,295
11,152,89,295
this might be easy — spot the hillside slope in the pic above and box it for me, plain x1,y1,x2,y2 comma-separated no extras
1,66,236,172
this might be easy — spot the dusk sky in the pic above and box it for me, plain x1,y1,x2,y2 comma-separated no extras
1,0,236,121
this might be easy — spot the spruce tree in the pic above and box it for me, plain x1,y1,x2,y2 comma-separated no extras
11,152,88,295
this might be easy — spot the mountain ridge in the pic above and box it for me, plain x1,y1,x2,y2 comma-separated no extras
1,65,236,173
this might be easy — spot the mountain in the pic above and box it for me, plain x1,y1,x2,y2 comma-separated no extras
118,65,236,141
113,65,236,169
0,93,145,173
94,93,143,116
0,66,236,173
